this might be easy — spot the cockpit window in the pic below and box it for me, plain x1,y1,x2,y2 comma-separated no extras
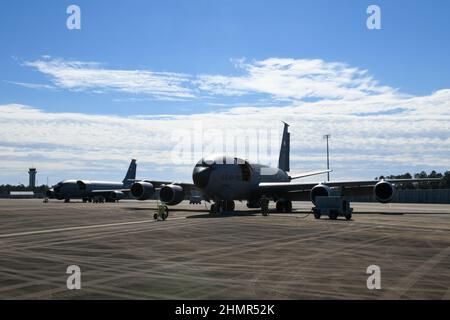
240,162,252,181
195,159,215,168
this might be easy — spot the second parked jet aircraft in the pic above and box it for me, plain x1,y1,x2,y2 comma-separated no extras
47,159,137,202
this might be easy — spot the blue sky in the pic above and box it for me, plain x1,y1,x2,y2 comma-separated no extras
0,0,449,184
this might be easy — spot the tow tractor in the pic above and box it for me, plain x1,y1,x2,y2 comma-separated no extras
312,196,353,220
154,202,169,221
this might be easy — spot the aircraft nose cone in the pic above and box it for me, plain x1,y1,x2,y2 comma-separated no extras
192,166,211,188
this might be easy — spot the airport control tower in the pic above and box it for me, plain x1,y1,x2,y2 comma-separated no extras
28,168,37,189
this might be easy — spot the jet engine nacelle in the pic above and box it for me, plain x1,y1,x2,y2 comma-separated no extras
310,184,332,204
374,181,395,203
131,182,155,200
109,190,125,200
159,184,185,205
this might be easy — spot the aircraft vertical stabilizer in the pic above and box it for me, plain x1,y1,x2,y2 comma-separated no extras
278,122,290,172
123,159,137,184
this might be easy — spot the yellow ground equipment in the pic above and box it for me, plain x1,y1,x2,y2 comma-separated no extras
154,204,169,221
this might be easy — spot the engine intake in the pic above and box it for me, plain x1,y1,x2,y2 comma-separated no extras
310,184,332,204
131,182,154,200
160,185,185,205
374,181,395,203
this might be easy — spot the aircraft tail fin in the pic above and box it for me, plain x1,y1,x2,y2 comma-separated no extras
123,159,137,183
278,122,290,172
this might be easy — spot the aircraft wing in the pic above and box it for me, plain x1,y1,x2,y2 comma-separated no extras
144,181,204,201
88,189,130,195
146,180,195,191
87,189,131,198
289,169,332,180
259,178,442,193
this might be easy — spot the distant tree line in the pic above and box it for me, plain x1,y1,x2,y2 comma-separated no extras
0,184,48,193
1,170,449,192
376,170,450,189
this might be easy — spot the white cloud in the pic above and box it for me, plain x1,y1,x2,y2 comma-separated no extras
21,57,400,102
23,58,195,99
1,57,449,184
4,81,57,90
195,58,398,101
1,89,449,184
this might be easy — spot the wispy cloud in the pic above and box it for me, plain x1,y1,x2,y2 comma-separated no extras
23,57,195,99
195,58,398,101
4,80,57,90
20,57,402,103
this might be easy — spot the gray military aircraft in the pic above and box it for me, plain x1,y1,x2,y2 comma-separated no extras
130,123,440,216
46,159,137,202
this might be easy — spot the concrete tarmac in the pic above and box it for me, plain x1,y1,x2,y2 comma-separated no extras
0,199,449,299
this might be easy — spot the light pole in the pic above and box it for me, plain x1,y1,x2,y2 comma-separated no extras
323,134,331,181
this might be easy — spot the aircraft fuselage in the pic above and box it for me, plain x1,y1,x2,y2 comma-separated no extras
192,155,289,202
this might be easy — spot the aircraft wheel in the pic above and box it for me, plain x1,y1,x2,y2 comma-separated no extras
161,213,168,221
285,200,292,213
261,199,269,216
345,213,352,221
218,201,225,214
329,211,338,220
153,213,158,220
276,201,283,213
313,210,321,219
210,203,217,214
164,206,169,218
226,200,235,212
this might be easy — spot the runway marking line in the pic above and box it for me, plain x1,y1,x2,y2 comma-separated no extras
0,217,186,238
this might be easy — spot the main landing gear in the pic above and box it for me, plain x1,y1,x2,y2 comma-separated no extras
276,200,292,213
209,199,292,216
261,198,270,216
209,200,235,214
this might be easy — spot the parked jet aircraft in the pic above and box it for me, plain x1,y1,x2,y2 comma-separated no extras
46,159,137,202
129,123,440,217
